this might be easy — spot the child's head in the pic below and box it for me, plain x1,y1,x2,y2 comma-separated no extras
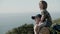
39,1,47,10
31,14,41,24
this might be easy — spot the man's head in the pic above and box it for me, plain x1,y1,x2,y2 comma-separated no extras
39,1,47,10
31,14,42,24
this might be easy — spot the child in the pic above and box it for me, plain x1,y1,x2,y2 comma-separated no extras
39,0,52,27
31,14,50,34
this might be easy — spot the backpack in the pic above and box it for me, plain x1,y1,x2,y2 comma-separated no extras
50,24,60,34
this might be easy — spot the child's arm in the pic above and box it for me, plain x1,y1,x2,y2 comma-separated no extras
40,10,46,22
41,15,45,22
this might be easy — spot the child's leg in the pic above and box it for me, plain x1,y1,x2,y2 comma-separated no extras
45,21,52,27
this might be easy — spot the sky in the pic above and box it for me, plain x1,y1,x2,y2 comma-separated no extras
0,0,60,13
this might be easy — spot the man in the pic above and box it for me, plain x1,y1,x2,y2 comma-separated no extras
31,14,50,34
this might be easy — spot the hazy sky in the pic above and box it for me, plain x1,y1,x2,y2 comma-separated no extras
0,0,60,14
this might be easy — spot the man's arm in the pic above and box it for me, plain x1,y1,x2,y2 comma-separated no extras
35,25,39,32
34,25,40,34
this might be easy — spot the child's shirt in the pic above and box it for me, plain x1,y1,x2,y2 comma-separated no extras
41,9,52,27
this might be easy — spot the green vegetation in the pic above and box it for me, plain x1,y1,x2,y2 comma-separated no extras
6,24,34,34
6,18,60,34
53,18,60,24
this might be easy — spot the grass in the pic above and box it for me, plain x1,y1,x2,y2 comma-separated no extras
53,18,60,24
